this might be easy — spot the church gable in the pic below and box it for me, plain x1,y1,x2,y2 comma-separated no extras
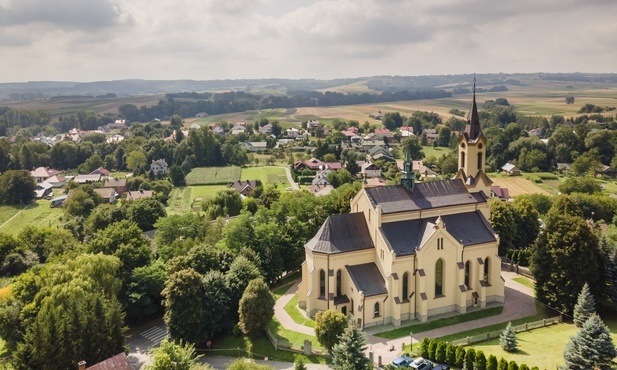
305,213,374,254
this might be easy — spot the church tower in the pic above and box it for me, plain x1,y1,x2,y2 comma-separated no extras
455,79,492,196
401,142,414,191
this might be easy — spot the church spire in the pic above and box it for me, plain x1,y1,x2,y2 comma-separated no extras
464,77,482,141
401,142,414,191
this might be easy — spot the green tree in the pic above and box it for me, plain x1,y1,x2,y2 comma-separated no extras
163,269,209,343
487,355,498,370
314,310,348,352
507,361,518,370
435,341,447,363
445,343,457,365
559,177,602,195
463,348,475,370
490,200,518,255
0,170,36,205
146,339,204,370
571,152,602,176
474,350,487,370
532,199,602,314
126,150,147,173
499,322,518,352
331,324,371,370
126,260,166,321
203,189,243,220
573,283,596,327
454,346,466,368
123,197,167,231
565,96,575,104
513,199,540,249
428,339,438,361
154,213,203,248
420,337,431,359
518,365,529,370
226,255,261,318
238,278,274,334
400,136,425,160
382,112,404,131
63,187,101,217
564,315,617,370
169,165,186,186
437,127,452,147
497,358,508,370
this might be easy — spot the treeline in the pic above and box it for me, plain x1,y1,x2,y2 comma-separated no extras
118,88,451,122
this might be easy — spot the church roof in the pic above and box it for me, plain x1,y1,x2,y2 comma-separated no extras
379,211,497,256
346,263,387,297
305,213,374,254
464,81,482,141
364,180,487,214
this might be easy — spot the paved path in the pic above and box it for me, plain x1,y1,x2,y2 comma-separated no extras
279,166,300,190
200,356,330,370
126,318,168,369
274,281,315,335
272,268,537,367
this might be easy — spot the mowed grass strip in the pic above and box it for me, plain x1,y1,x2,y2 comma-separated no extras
185,166,241,185
0,205,21,226
284,294,315,328
513,277,535,291
241,167,290,188
376,306,503,339
0,200,63,234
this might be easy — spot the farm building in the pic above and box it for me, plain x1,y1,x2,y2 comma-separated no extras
232,180,257,196
298,88,504,328
501,163,521,176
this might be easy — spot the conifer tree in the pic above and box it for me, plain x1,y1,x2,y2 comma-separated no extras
499,322,518,352
464,348,475,370
428,339,438,361
455,347,466,368
445,344,457,365
573,283,596,327
420,338,430,359
331,324,371,370
563,314,617,370
435,341,447,363
486,355,498,370
507,361,518,370
497,358,508,370
519,364,529,370
474,350,487,370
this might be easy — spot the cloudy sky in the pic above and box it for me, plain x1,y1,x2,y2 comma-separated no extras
1,0,616,82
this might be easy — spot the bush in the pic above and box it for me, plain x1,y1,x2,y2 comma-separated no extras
455,346,466,368
487,355,498,370
497,358,508,370
474,350,487,370
507,361,519,370
435,342,446,363
420,338,430,359
464,348,475,370
232,323,242,336
500,322,518,352
519,365,529,370
445,343,457,365
427,339,438,361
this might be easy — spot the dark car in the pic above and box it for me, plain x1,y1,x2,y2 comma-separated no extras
433,365,450,370
392,356,414,367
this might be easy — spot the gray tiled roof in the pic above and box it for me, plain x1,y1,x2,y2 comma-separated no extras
346,263,387,297
305,213,374,254
379,211,497,256
364,180,486,214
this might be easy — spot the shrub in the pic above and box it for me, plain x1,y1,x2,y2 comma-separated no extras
427,339,438,361
487,355,498,370
500,322,518,352
445,343,457,365
464,348,475,370
497,358,508,370
474,350,487,370
507,361,519,370
455,346,466,368
435,342,446,363
420,338,430,358
519,365,529,370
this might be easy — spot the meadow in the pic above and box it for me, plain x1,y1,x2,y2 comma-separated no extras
184,166,241,185
0,200,63,234
240,166,290,188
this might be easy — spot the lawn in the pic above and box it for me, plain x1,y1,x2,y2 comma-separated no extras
422,145,453,159
185,166,241,185
489,176,551,197
0,200,63,234
267,317,324,353
376,307,503,339
513,277,535,291
0,205,21,226
240,167,290,188
284,294,315,328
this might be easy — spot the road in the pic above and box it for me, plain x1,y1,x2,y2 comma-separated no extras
279,166,299,190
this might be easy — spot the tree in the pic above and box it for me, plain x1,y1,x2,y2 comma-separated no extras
126,150,147,173
238,278,274,334
566,96,575,104
123,198,167,231
428,339,437,360
169,165,186,186
490,200,518,255
454,346,466,368
437,127,452,147
154,213,203,248
497,358,508,370
499,322,518,352
0,170,36,205
463,348,475,370
474,350,487,370
382,112,404,131
331,323,371,370
559,177,602,195
445,343,457,365
63,186,101,217
146,339,203,370
564,314,617,370
126,260,166,321
573,283,596,327
163,269,209,343
400,136,425,160
420,337,431,358
226,256,261,317
507,361,518,370
435,341,447,363
203,189,243,220
314,310,348,351
532,200,602,314
487,355,498,370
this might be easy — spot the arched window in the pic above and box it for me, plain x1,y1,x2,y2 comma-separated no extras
374,302,380,317
351,299,354,314
477,152,483,170
460,152,466,169
464,261,471,289
484,257,490,284
319,269,326,298
435,259,444,297
402,272,409,300
336,269,342,296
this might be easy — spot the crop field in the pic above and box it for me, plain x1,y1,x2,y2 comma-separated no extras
185,166,241,185
0,200,63,234
489,176,551,197
240,166,290,188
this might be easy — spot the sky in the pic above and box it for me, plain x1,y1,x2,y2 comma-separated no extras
1,0,616,83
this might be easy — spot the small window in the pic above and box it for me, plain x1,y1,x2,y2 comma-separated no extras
319,269,326,298
336,269,342,296
464,261,471,290
374,302,380,318
460,152,466,169
477,152,483,171
435,259,444,297
351,299,354,314
402,272,409,300
484,257,490,284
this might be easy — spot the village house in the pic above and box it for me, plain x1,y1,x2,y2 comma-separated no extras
232,180,257,196
73,174,102,184
103,178,128,196
150,159,168,176
30,167,61,183
298,89,504,328
126,190,154,201
307,120,321,132
361,162,381,178
91,167,110,177
286,127,300,138
501,163,520,176
491,185,511,201
93,188,117,203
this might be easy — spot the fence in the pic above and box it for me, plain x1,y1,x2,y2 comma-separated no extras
451,315,562,346
264,327,329,357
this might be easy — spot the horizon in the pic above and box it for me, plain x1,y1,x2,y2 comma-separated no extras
1,0,617,83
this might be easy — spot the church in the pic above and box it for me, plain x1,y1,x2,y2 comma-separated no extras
298,89,505,328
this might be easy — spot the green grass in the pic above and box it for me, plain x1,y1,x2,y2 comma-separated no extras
205,330,327,364
422,145,453,159
267,317,324,353
0,200,63,234
240,167,290,188
434,303,553,343
185,166,241,185
271,282,295,301
284,294,315,328
376,306,504,339
190,185,230,199
0,205,21,226
513,277,535,291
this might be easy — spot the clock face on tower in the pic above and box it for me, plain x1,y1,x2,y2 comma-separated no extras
478,143,483,149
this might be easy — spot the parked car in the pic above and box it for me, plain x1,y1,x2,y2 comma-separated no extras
433,365,450,370
410,357,433,370
392,356,414,367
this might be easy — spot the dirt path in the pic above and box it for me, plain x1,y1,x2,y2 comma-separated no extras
278,166,299,190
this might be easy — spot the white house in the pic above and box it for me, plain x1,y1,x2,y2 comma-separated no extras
150,159,168,176
361,162,381,178
286,128,300,138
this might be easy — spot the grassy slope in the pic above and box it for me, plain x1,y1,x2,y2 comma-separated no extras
185,166,241,186
0,200,63,234
240,167,290,188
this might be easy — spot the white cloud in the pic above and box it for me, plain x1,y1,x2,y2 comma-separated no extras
0,0,616,82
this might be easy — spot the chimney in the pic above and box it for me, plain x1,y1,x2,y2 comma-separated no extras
78,361,86,370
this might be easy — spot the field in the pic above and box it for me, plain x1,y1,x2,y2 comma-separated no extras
166,185,230,214
240,167,290,188
489,175,551,197
185,166,241,185
0,200,64,234
421,145,452,159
